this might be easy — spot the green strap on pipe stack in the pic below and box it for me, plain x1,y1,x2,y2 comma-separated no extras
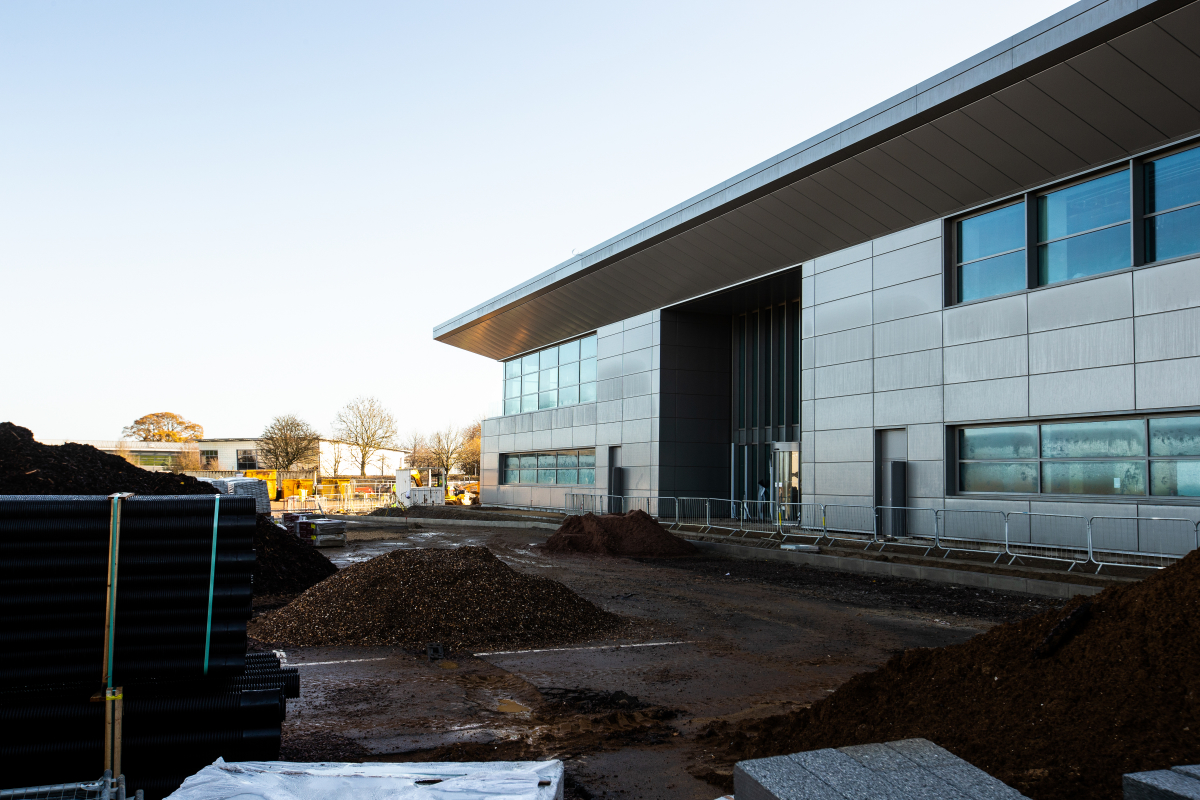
203,494,220,675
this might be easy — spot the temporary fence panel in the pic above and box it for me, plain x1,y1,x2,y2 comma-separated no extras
935,509,1007,554
735,500,777,536
874,506,939,549
1088,515,1198,569
1004,512,1090,567
778,503,824,538
821,504,876,542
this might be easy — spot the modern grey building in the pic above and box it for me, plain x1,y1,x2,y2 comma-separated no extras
435,0,1200,528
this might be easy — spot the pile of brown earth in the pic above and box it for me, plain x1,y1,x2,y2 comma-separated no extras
545,510,696,557
250,545,626,650
695,548,1200,800
0,422,335,598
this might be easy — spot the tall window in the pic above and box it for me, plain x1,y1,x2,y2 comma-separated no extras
502,335,597,416
955,203,1026,302
958,416,1200,497
1145,146,1200,263
1037,171,1131,285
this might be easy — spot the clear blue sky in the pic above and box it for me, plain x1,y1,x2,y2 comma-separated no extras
0,0,1075,442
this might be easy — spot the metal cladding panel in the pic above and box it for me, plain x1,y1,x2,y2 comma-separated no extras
875,348,943,392
943,294,1028,346
908,460,946,498
815,294,873,336
815,393,873,430
873,219,941,256
1136,355,1200,408
908,423,945,461
816,461,874,496
874,312,943,358
814,427,874,462
815,259,873,304
1028,364,1136,415
1133,256,1200,315
873,238,942,289
944,376,1030,421
814,360,874,399
1030,318,1134,372
1135,306,1200,362
437,0,1200,360
874,386,945,426
1027,272,1133,332
816,326,874,366
873,275,943,324
944,335,1029,383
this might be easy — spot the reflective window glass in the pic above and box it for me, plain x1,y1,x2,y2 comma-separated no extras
579,468,596,485
538,453,557,468
537,469,556,484
519,454,537,469
522,354,539,374
539,367,558,391
559,339,580,363
504,455,520,469
959,251,1026,303
1039,171,1130,241
580,336,597,360
505,378,521,398
958,203,1024,263
505,360,521,379
521,394,537,413
1146,147,1200,213
1041,461,1145,495
1146,204,1200,263
559,385,579,406
522,373,538,395
960,462,1037,493
1150,460,1200,496
1041,420,1145,458
559,361,580,386
519,469,536,483
540,347,559,369
557,469,578,484
557,452,578,468
1038,224,1131,285
579,358,596,383
579,382,597,403
578,451,596,468
1150,417,1200,456
503,470,518,484
538,390,557,409
959,426,1038,459
504,398,520,415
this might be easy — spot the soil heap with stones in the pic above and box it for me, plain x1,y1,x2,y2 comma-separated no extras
546,510,696,557
250,545,625,650
0,422,334,597
698,548,1200,800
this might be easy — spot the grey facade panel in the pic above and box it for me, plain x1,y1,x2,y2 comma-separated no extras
1027,271,1132,332
1134,306,1200,362
874,348,942,392
814,427,874,463
872,238,942,290
801,337,816,370
801,368,815,400
623,323,654,352
814,360,874,399
1028,364,1135,416
815,461,873,496
623,347,653,376
873,386,944,426
943,335,1029,383
907,423,944,461
815,326,873,366
873,312,942,357
801,275,815,308
942,294,1027,346
1133,256,1200,316
815,393,873,430
597,355,622,381
802,306,815,338
597,332,623,359
802,400,815,431
872,275,942,324
872,219,941,257
815,292,873,335
815,260,873,304
1029,318,1133,373
814,243,871,274
908,459,945,498
944,376,1030,421
1135,356,1200,410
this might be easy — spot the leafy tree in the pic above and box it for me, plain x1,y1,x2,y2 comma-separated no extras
458,420,482,477
123,412,204,442
332,396,398,477
170,443,203,473
258,414,321,471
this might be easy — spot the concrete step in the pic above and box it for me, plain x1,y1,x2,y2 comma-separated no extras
1124,765,1200,799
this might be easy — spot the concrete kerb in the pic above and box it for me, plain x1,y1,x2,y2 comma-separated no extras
324,514,562,531
689,540,1103,600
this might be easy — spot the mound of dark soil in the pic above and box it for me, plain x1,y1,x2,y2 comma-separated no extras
546,510,696,557
252,516,337,597
250,545,625,649
698,549,1200,800
0,422,219,496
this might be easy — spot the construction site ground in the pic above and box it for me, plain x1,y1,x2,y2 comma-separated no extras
256,519,1079,800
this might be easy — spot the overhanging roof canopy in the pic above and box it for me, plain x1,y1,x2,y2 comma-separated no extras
436,0,1200,361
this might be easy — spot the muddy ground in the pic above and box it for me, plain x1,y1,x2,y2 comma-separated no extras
260,520,1064,800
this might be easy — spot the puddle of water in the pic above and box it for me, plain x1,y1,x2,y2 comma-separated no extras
496,698,530,713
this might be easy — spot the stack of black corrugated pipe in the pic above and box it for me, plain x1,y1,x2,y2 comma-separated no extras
0,495,299,798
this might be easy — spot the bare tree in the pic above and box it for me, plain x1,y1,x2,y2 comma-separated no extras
258,414,321,471
427,426,465,476
114,440,139,467
374,451,392,476
322,442,343,478
397,431,435,470
332,396,399,477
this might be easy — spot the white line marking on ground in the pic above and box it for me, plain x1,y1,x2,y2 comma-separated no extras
290,657,391,667
473,641,693,657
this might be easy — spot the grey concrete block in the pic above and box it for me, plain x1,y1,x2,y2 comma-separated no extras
1124,770,1200,800
883,740,1027,800
734,755,843,800
790,749,912,800
1174,766,1200,782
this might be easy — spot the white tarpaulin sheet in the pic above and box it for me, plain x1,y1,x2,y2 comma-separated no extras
166,759,564,800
